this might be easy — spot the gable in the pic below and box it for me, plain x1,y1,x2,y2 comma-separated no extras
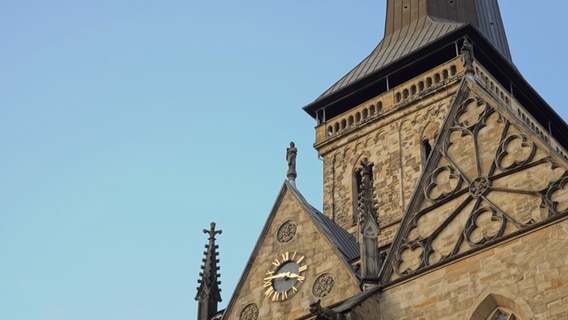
380,78,568,284
222,182,361,320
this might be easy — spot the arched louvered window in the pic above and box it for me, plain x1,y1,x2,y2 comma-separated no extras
468,292,530,320
488,307,518,320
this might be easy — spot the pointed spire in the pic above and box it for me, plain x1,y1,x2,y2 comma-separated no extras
357,159,380,285
304,0,512,119
195,222,222,320
384,0,510,60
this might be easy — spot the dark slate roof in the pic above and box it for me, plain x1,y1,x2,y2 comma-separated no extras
334,287,381,313
220,182,361,320
287,182,360,263
311,0,511,104
317,19,461,101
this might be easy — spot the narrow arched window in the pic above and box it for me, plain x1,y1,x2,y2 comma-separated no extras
418,81,424,91
488,307,518,320
469,293,528,320
434,73,441,83
352,159,375,226
353,167,364,225
422,139,432,162
450,65,457,76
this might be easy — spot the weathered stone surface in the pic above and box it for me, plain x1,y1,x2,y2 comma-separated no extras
317,59,462,243
377,218,568,320
222,185,361,320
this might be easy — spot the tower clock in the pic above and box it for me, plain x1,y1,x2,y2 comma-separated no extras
263,252,308,301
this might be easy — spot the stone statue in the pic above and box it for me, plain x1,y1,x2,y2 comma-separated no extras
309,300,341,320
286,141,297,182
461,38,474,75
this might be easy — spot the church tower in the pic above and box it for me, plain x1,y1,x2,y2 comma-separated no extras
204,1,568,319
303,0,568,252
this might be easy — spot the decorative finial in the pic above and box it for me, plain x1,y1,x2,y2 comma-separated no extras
286,141,297,184
356,159,380,285
357,158,379,226
204,222,222,239
461,38,475,76
196,222,222,320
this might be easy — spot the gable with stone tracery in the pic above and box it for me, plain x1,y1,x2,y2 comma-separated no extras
381,79,568,284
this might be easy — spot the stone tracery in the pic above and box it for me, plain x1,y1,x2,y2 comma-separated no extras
392,95,568,277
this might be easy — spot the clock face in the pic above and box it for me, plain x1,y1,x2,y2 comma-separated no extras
263,252,307,301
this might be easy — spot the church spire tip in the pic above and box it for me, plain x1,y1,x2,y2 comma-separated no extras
195,222,222,320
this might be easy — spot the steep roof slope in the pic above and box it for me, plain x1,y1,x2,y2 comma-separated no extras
314,0,510,103
220,181,361,319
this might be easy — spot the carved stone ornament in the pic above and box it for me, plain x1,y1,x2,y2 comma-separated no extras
277,221,297,243
424,166,463,201
286,141,297,182
309,299,341,320
469,176,490,198
389,95,568,280
239,303,259,320
460,38,474,75
312,273,335,298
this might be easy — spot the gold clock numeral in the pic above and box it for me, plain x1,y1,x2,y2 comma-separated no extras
265,287,274,298
272,258,281,267
264,252,308,302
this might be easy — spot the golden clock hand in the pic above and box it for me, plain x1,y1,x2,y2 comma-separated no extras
263,272,289,281
263,274,279,281
285,272,305,281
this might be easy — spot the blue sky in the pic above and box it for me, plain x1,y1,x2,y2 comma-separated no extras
1,1,567,319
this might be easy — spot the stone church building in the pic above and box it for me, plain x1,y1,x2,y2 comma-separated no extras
196,0,568,319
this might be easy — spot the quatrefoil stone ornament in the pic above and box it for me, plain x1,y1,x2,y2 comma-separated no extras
239,304,258,320
277,221,297,243
312,273,335,298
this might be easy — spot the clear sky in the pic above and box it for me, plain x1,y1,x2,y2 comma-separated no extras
1,1,567,319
